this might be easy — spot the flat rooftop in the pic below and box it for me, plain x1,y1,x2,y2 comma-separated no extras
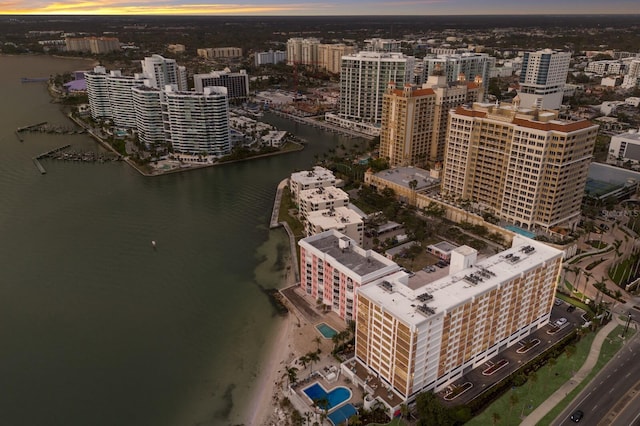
359,236,562,327
304,232,393,277
372,167,439,191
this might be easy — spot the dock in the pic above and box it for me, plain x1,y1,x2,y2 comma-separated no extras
21,77,49,83
15,131,24,142
17,121,48,132
32,158,46,174
36,144,71,159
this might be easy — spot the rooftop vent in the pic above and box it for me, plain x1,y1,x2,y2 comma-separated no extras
417,292,434,302
417,304,435,316
379,280,394,292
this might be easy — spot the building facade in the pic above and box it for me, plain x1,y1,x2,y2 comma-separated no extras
132,85,165,149
141,55,188,91
441,102,598,230
518,49,571,110
298,186,350,220
299,230,400,321
422,53,492,90
107,71,146,129
286,37,321,66
317,44,356,73
197,47,243,59
193,69,249,100
66,37,120,54
608,129,640,163
329,51,415,132
162,86,231,156
254,50,287,66
85,66,111,120
379,75,482,166
290,166,339,205
355,236,562,407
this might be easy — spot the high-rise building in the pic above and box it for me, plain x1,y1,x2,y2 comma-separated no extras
132,84,164,149
196,47,242,59
193,69,249,100
66,37,120,54
317,44,355,74
85,66,111,120
364,38,402,52
107,71,146,129
518,49,571,110
299,230,400,321
141,55,188,91
379,74,482,166
352,236,562,409
441,102,598,230
163,86,231,156
326,52,414,134
254,50,287,66
423,53,492,91
286,37,320,66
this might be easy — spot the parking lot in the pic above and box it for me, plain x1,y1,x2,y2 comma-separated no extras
440,301,586,407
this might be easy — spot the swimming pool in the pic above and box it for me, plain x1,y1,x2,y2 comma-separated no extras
504,225,536,239
316,322,338,339
328,403,358,425
303,383,351,410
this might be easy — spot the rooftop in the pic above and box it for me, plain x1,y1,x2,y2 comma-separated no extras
301,230,396,278
359,235,562,327
372,167,440,191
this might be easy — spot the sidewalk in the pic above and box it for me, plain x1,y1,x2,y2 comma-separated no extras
520,319,619,426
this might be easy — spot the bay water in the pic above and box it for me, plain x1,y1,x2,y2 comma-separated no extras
0,55,360,426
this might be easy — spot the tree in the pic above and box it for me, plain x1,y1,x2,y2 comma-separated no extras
306,351,320,373
286,366,299,387
299,355,310,371
314,336,322,352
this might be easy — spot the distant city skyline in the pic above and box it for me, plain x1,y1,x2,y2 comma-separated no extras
1,0,639,16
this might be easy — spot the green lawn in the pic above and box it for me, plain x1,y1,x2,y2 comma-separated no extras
466,325,633,426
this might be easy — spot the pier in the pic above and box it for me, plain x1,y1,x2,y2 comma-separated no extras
36,144,72,159
15,131,24,142
16,121,48,132
32,158,46,174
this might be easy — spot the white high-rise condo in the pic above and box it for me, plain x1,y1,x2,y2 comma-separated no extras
132,84,164,149
85,66,111,120
162,86,231,157
141,55,188,91
107,71,146,129
518,49,571,110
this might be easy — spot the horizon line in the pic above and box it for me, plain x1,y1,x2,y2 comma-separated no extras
3,13,640,17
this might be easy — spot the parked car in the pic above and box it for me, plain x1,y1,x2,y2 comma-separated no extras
555,317,568,327
554,298,563,306
570,409,584,422
567,305,576,313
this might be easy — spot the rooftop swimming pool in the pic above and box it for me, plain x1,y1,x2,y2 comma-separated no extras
504,225,536,239
302,383,351,410
316,322,338,339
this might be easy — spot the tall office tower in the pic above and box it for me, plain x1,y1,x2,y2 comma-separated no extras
441,102,598,231
364,38,401,52
141,55,188,91
299,230,400,321
85,66,111,120
518,49,571,110
338,51,415,126
106,71,145,129
423,53,492,93
286,37,320,66
379,74,482,167
317,44,355,74
193,69,249,100
163,86,231,156
132,84,164,149
354,236,562,409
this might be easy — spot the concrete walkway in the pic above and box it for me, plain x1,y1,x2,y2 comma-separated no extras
521,319,619,426
270,178,288,229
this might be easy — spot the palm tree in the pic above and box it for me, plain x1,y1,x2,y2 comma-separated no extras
399,403,409,420
307,351,320,373
314,336,322,352
285,366,299,388
299,355,310,371
581,271,593,301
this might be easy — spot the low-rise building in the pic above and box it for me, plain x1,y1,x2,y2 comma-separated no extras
299,186,350,219
290,166,339,205
364,166,440,204
306,207,365,247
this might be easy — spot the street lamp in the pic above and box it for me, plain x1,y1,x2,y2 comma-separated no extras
623,313,632,337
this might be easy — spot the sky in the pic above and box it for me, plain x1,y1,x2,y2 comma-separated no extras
0,0,638,16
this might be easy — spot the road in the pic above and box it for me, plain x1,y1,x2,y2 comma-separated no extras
554,322,640,426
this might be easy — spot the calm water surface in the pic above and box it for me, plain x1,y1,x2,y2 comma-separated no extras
0,55,362,426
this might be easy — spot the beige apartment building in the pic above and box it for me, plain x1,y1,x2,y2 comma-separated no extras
352,236,562,411
379,74,482,167
441,102,598,231
317,43,355,74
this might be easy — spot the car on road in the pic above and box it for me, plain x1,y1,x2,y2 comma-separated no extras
570,409,584,422
554,317,567,327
